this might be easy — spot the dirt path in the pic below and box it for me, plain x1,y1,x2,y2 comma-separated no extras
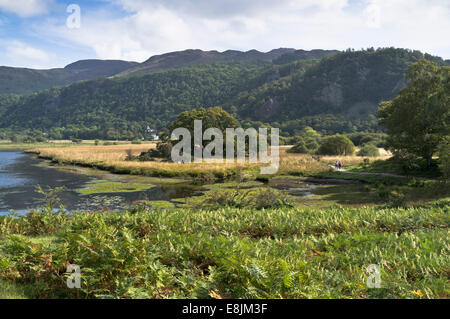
328,165,434,180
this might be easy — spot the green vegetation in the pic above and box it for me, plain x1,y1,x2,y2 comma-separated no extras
177,187,294,210
138,106,240,161
346,132,387,148
0,199,448,299
437,136,450,179
147,201,175,209
378,59,449,167
357,144,380,157
349,158,443,179
2,48,448,140
77,180,156,195
0,48,448,300
0,141,117,150
317,135,355,155
287,127,321,154
0,60,138,95
0,62,276,140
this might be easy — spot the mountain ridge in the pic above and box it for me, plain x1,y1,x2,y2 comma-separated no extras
1,47,448,140
0,59,139,95
0,48,341,94
117,48,339,77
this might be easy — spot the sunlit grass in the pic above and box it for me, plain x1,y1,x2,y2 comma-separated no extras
30,144,391,179
0,202,448,299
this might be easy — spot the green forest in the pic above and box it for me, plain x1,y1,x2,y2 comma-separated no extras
0,48,448,140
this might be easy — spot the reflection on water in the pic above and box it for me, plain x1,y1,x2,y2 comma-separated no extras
0,151,202,216
0,151,319,217
0,152,30,188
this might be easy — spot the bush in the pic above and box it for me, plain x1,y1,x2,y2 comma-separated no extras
287,139,309,154
437,136,450,180
346,132,387,147
357,143,380,157
287,138,319,154
317,135,355,155
139,142,172,161
10,135,23,143
23,136,36,143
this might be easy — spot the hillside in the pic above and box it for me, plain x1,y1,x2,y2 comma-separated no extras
116,48,303,76
0,60,138,94
236,48,450,135
0,94,19,119
0,62,284,139
0,48,448,140
0,49,339,94
116,48,335,76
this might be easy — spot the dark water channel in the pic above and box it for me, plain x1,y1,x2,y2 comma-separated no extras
0,151,201,215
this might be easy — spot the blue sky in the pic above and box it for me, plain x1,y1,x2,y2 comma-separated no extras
0,0,449,69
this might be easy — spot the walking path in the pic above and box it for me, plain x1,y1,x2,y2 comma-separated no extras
329,165,435,180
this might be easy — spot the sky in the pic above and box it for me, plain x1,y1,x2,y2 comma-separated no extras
0,0,449,69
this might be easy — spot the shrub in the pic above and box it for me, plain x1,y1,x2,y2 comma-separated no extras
317,135,355,155
287,139,309,154
10,135,24,143
357,143,380,157
139,142,172,161
125,149,134,161
437,136,450,180
287,138,319,154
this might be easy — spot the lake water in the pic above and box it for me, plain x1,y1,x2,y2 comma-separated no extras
0,151,201,216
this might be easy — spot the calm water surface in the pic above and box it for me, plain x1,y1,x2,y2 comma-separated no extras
0,151,200,215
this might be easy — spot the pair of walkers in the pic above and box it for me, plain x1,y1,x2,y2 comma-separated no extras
335,160,342,170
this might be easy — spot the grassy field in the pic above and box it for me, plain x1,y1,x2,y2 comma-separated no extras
1,143,447,299
0,201,448,299
0,140,151,150
29,144,389,181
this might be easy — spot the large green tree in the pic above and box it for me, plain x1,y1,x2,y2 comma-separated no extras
317,134,355,155
378,60,450,167
168,106,239,136
143,106,240,160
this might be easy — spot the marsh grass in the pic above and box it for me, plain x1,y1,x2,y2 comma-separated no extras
77,180,156,195
31,145,389,180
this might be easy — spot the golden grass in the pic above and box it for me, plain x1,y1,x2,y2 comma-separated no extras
31,144,392,179
32,144,256,178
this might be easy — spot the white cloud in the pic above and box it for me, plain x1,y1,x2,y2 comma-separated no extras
19,0,450,67
4,41,54,68
46,5,194,62
0,0,50,17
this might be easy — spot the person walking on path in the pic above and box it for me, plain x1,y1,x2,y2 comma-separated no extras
338,160,342,170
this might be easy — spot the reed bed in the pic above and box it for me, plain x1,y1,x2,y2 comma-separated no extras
31,144,391,179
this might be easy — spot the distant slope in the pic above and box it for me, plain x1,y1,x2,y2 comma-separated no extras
0,62,285,139
0,60,138,94
0,49,340,94
0,94,19,119
117,48,338,76
272,49,340,65
1,48,447,139
236,48,450,126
